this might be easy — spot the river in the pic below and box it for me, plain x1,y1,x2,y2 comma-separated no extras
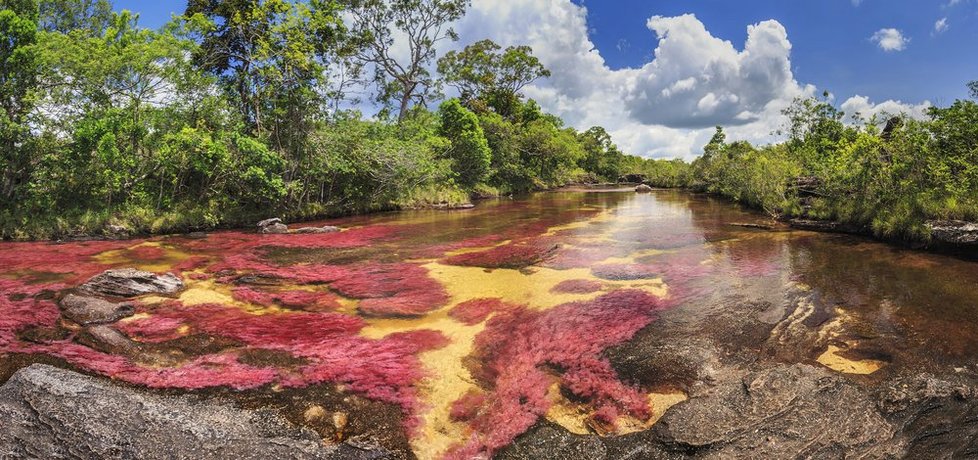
2,188,978,458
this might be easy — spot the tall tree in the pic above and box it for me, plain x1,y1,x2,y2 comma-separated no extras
0,0,39,200
38,0,112,35
184,0,350,142
437,39,549,116
345,0,468,122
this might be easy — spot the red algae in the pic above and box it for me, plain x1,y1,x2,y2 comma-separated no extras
230,287,342,312
449,389,487,422
448,298,518,325
445,289,677,458
328,264,449,317
443,240,559,269
550,279,604,294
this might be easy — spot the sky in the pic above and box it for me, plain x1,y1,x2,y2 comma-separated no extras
115,0,978,159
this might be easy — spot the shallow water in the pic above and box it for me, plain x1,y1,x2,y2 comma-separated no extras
2,189,978,459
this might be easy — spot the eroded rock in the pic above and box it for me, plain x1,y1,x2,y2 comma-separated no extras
79,268,183,298
59,293,135,325
0,364,394,459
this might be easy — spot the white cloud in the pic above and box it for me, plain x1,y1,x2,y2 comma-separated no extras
437,0,927,159
871,28,908,51
840,95,932,122
934,17,949,34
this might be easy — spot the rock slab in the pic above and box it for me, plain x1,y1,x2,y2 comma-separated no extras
79,269,183,298
0,364,393,459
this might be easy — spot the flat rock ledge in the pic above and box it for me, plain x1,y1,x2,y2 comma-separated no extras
927,220,978,246
0,364,393,460
79,268,183,298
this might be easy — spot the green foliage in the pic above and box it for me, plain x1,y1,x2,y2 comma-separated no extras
438,38,549,117
0,0,39,201
438,99,491,187
37,0,111,34
577,127,624,182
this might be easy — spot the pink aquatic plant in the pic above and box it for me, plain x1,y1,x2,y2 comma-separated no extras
443,240,559,269
445,289,677,458
449,298,518,325
230,286,342,312
550,279,604,294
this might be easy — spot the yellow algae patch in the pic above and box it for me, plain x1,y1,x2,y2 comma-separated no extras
363,311,484,460
817,345,884,375
423,262,667,311
545,384,687,436
94,241,193,273
141,277,288,315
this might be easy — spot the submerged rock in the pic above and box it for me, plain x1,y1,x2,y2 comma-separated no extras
293,226,341,234
635,184,653,193
0,364,394,459
76,325,141,355
59,293,135,325
79,268,183,298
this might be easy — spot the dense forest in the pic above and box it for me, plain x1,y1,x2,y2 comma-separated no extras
1,0,976,242
0,0,655,239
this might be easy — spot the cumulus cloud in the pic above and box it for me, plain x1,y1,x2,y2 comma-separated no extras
934,17,949,34
438,0,925,159
871,28,908,51
840,95,932,122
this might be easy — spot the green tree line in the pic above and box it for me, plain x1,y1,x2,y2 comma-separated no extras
0,0,644,239
638,88,978,243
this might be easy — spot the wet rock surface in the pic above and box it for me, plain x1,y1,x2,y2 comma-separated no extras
59,293,135,325
928,220,978,246
653,364,899,459
635,184,654,193
79,268,183,298
0,364,395,460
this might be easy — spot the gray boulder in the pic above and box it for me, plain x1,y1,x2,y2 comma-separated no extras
634,184,653,193
0,364,393,459
79,268,183,298
258,218,290,234
59,294,135,325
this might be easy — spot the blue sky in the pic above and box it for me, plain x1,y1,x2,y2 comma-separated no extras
112,0,977,158
572,0,977,105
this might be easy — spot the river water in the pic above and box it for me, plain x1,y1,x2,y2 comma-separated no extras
2,189,977,458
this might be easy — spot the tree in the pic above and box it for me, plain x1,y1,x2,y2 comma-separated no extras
345,0,468,122
577,126,623,181
0,0,39,200
437,39,549,115
38,0,111,35
968,80,978,100
703,126,726,159
184,0,350,139
438,98,490,187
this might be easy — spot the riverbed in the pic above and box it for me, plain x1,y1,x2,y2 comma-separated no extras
2,189,978,459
